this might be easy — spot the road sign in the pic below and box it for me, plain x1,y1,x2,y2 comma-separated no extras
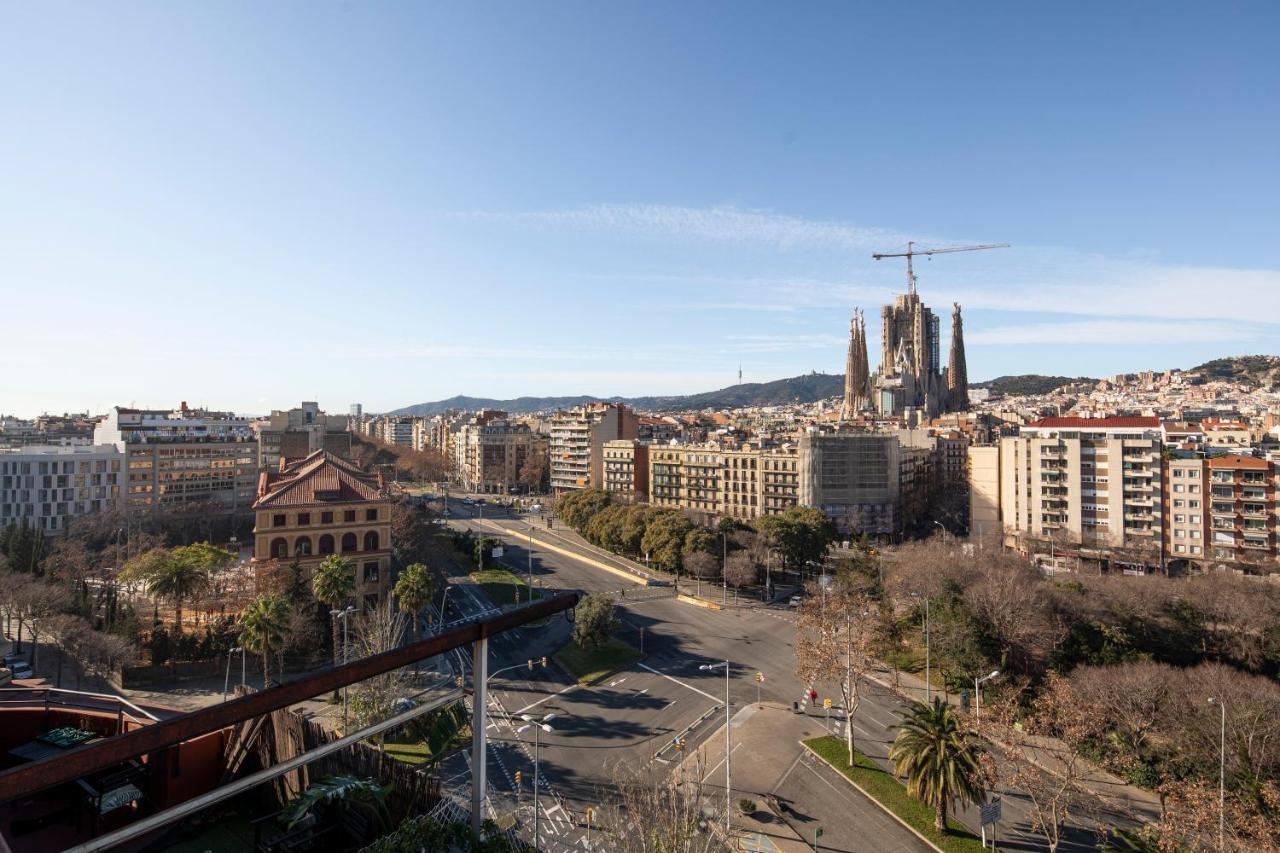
491,546,504,558
823,698,833,709
980,797,1001,825
755,671,765,683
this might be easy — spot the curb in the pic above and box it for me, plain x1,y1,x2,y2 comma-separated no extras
676,594,723,610
478,519,649,587
800,741,944,853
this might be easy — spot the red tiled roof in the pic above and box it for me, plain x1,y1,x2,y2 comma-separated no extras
254,449,386,508
1207,454,1270,470
1026,416,1161,429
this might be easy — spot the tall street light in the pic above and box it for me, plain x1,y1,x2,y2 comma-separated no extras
527,526,536,594
330,605,357,730
700,660,732,835
1208,696,1226,852
223,646,246,702
518,712,556,850
911,592,931,703
974,670,1000,723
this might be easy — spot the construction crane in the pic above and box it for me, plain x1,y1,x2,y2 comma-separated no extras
872,241,1008,294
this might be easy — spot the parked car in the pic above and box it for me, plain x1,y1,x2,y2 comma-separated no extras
3,654,23,668
788,594,804,608
9,662,33,679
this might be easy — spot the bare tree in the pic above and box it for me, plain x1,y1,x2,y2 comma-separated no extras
964,551,1057,669
722,551,757,589
794,581,877,766
347,602,413,746
598,757,731,853
1157,777,1280,852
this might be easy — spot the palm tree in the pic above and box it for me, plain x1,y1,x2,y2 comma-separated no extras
239,594,290,689
889,698,986,834
312,555,355,699
392,563,434,644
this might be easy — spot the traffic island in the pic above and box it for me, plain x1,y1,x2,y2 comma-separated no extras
469,567,531,606
553,638,643,685
802,736,987,853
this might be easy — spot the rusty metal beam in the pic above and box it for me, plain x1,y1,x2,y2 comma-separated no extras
0,592,577,801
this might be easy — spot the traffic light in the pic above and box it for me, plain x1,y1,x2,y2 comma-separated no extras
823,697,833,710
514,770,522,786
540,656,547,668
527,658,534,670
585,806,595,822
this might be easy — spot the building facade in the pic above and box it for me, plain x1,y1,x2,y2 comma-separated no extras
721,446,800,521
95,404,258,517
0,444,122,533
455,412,544,495
798,431,903,536
1207,454,1275,566
601,440,649,501
549,403,638,494
258,402,351,470
252,450,393,610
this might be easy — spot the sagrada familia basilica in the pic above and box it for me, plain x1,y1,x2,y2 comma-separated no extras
841,280,969,419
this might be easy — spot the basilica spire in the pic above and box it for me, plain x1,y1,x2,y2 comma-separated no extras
947,302,969,411
842,308,871,419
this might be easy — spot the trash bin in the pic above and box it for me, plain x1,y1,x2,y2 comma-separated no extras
960,690,970,711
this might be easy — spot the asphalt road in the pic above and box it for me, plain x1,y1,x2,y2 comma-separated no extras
444,498,1126,852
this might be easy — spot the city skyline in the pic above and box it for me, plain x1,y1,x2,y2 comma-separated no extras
3,3,1279,416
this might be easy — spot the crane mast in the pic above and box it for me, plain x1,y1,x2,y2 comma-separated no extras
872,241,1009,294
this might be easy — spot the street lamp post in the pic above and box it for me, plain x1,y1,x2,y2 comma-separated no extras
439,585,455,632
517,713,556,850
527,526,535,593
911,591,931,703
721,532,728,606
700,661,732,836
974,670,1000,723
330,606,356,729
1208,697,1226,851
223,647,246,702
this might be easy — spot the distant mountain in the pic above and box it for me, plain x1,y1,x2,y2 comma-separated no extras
1190,355,1280,387
388,373,846,415
972,375,1094,397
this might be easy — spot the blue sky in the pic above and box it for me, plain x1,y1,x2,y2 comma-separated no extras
2,2,1278,416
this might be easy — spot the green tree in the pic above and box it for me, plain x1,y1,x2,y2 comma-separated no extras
393,562,435,644
889,698,986,833
640,509,694,572
573,592,618,650
122,543,234,643
555,488,612,530
239,593,290,689
754,506,836,570
312,554,356,698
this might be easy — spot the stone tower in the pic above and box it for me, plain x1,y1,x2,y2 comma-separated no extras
842,308,871,419
947,302,969,411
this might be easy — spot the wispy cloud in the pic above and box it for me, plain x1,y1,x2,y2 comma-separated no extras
513,204,921,252
966,319,1267,347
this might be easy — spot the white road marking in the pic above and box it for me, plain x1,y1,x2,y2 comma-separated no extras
513,682,578,715
639,662,721,702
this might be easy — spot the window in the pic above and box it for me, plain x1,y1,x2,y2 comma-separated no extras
344,510,356,523
1174,529,1185,538
1191,530,1201,539
270,537,288,559
341,532,357,553
1174,544,1186,553
321,511,333,524
1188,470,1199,478
1189,485,1200,494
1173,469,1184,477
364,530,379,551
273,513,286,527
1174,514,1185,523
298,512,311,526
1190,500,1201,508
295,536,312,556
363,561,379,583
1173,484,1184,493
1174,499,1184,508
364,593,379,611
318,534,335,555
365,508,378,521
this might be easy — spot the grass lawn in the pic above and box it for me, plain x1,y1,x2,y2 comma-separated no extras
383,734,431,765
554,637,643,685
803,736,988,853
470,568,531,606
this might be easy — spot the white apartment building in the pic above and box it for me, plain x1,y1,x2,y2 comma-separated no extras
549,403,637,494
999,416,1164,555
0,444,122,532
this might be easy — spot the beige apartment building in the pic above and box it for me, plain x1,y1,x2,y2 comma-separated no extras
549,403,638,494
646,444,724,523
601,440,648,501
721,445,800,521
1165,452,1208,566
455,412,545,494
998,417,1164,560
967,445,1000,538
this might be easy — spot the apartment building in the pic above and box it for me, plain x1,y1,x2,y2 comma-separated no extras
549,403,638,494
95,404,258,517
967,445,1000,538
721,445,800,521
1165,452,1208,566
258,402,351,470
0,444,122,533
252,449,392,610
601,440,649,501
1207,454,1275,566
455,412,545,494
379,416,415,447
998,416,1164,556
798,431,903,536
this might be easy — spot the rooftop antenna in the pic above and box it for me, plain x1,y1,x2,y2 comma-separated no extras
738,364,742,384
872,241,1009,295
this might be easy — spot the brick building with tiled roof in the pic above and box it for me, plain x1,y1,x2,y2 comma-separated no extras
252,449,393,609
